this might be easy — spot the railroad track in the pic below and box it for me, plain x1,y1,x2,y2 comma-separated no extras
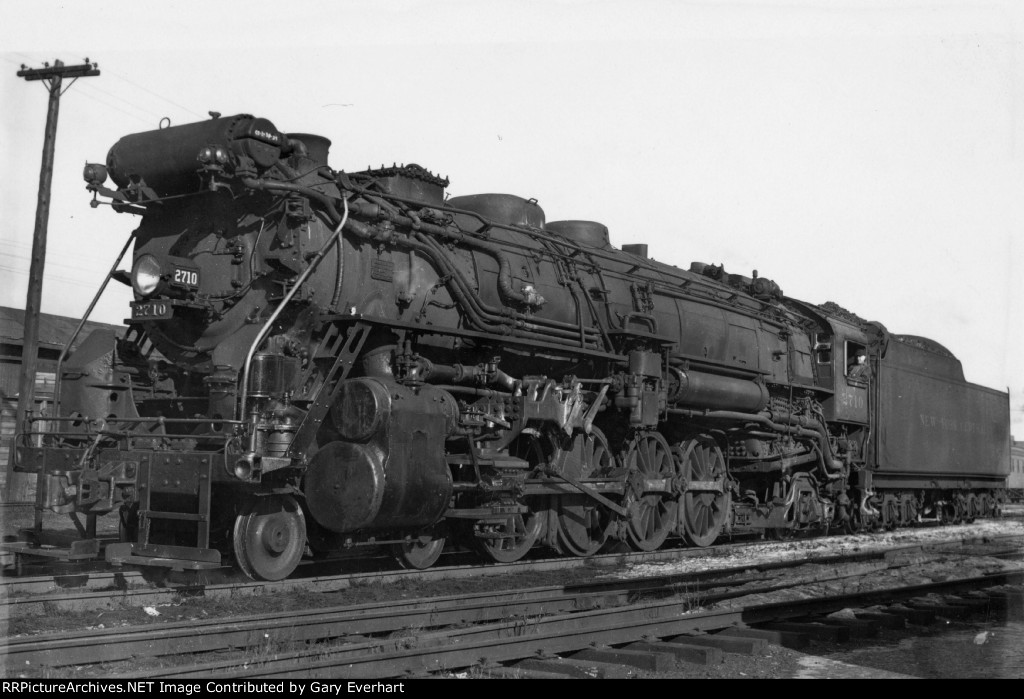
4,525,1022,620
140,575,1024,679
5,535,1023,677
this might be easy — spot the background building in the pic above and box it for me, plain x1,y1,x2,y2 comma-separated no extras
1010,437,1024,502
1,306,122,498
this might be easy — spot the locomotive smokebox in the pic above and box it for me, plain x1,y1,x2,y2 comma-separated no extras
106,114,284,196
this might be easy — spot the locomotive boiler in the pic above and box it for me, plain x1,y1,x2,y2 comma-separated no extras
12,113,1011,580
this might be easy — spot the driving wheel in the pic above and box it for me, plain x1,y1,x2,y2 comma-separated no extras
623,430,676,551
555,427,613,557
676,436,729,547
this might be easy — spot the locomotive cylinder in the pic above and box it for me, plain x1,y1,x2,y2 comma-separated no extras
306,378,456,533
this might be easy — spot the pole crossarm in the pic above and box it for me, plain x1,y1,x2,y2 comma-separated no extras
17,62,100,82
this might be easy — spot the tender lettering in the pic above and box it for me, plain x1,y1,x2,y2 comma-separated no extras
918,413,986,435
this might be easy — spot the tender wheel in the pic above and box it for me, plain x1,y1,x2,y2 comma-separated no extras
623,431,676,552
881,494,900,531
233,495,306,581
555,427,613,557
676,436,729,547
978,492,992,518
393,534,446,569
964,493,978,524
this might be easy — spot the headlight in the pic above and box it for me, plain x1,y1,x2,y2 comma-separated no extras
132,254,162,297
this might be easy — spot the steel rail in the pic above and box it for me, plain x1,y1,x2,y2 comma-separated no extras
4,552,898,670
8,534,1020,671
4,530,1019,613
144,569,1024,679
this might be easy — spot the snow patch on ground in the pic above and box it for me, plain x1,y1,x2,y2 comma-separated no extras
606,520,1024,579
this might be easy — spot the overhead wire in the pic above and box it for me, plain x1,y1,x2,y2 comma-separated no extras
74,80,170,123
105,70,205,120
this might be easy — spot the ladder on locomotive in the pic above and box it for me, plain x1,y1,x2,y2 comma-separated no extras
129,322,371,565
287,321,372,458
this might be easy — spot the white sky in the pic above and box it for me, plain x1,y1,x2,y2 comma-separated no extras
1,0,1022,435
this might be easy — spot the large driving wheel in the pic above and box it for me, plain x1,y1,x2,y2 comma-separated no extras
233,495,306,581
393,534,446,569
623,431,676,552
676,436,729,547
556,427,613,557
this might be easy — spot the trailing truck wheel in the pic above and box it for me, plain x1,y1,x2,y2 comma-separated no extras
232,495,306,581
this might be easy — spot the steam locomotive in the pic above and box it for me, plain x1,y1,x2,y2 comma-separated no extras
13,114,1011,580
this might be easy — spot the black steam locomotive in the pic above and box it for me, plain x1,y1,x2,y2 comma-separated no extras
13,114,1011,580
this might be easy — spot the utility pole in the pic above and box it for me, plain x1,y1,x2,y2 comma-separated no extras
7,59,100,503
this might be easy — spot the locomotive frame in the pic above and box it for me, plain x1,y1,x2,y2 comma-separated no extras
9,113,1012,580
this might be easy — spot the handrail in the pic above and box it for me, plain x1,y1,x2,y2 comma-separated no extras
52,231,137,419
238,197,349,418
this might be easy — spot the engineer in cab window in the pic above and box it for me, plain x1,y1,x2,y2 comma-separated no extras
847,348,870,380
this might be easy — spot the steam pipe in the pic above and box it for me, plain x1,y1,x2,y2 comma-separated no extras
243,177,602,348
247,176,600,343
411,232,598,344
415,358,519,392
667,406,844,477
238,198,349,418
412,231,599,339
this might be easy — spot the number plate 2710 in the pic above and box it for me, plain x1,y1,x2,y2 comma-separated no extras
130,301,173,320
